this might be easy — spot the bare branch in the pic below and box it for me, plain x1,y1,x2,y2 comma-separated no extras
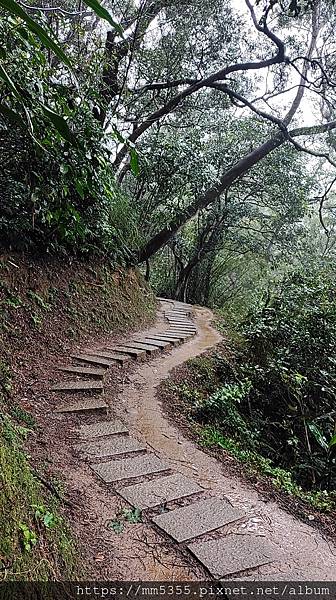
114,0,288,168
284,1,320,125
20,2,91,16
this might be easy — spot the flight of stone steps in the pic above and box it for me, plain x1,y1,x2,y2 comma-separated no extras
51,299,196,413
50,299,279,580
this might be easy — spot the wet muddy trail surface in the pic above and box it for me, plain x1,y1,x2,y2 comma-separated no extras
50,301,336,580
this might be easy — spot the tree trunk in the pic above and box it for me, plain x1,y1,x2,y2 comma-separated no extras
174,262,195,301
138,133,284,263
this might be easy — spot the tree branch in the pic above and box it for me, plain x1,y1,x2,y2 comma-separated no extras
138,114,336,262
114,7,287,169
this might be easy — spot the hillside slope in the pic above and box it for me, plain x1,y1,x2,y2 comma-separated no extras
0,254,155,580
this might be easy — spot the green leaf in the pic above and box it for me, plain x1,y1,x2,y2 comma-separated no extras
75,180,85,199
328,435,336,450
307,422,328,452
0,103,24,125
43,512,56,528
328,436,336,460
82,0,123,33
0,0,71,66
40,105,77,145
0,64,21,98
123,507,142,523
109,520,124,534
130,148,139,176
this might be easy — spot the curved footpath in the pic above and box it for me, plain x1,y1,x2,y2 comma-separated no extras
51,299,336,580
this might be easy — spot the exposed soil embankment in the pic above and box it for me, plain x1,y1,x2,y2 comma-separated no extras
0,253,155,580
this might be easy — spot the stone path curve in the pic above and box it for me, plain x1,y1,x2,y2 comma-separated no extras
49,299,333,580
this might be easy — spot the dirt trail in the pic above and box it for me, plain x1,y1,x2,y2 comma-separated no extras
109,303,336,580
58,301,335,581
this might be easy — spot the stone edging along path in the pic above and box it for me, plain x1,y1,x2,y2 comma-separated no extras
50,299,336,581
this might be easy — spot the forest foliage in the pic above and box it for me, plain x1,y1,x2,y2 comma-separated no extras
166,263,336,506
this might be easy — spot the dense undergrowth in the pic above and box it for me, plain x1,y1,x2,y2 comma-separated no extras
163,266,336,515
0,254,155,580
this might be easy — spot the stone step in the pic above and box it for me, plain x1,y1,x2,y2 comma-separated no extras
169,323,196,330
146,335,180,346
119,473,204,510
50,380,104,392
169,327,196,334
79,420,129,439
169,320,195,326
136,338,171,349
174,301,192,308
92,453,170,483
160,331,190,340
57,366,106,378
167,320,193,326
71,354,114,368
122,341,160,355
167,316,192,321
106,346,146,359
188,535,278,578
86,350,130,364
78,436,146,459
152,497,243,543
55,397,108,414
163,332,193,340
165,315,190,321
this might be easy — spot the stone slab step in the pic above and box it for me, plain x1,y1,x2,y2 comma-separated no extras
169,328,196,335
165,315,192,323
164,332,193,340
136,338,171,349
86,350,130,364
188,535,278,578
71,354,113,368
168,321,193,326
55,397,108,414
152,497,242,543
160,331,190,340
165,318,190,323
123,341,160,355
57,366,106,378
146,335,180,346
169,323,196,330
78,436,146,458
50,380,104,392
169,320,195,326
174,301,192,308
91,453,170,483
167,317,192,323
119,473,204,510
107,346,146,359
79,420,129,439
